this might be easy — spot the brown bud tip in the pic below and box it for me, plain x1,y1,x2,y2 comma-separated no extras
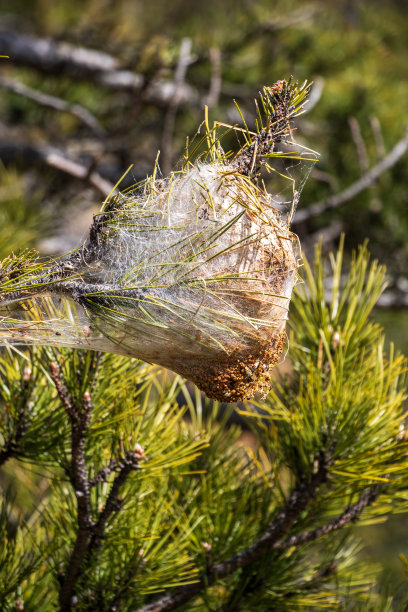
134,443,147,460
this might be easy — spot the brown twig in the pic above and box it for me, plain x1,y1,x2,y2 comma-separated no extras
49,362,78,421
0,74,105,137
88,458,120,486
89,447,146,553
294,128,408,224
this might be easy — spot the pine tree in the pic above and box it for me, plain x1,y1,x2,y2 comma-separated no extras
0,82,408,611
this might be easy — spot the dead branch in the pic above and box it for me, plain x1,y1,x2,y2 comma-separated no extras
348,116,369,174
294,128,408,224
0,29,198,107
205,47,222,108
0,141,115,197
161,38,193,175
0,74,105,136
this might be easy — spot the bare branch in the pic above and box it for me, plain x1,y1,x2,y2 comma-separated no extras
294,128,408,224
0,29,198,107
0,141,115,197
205,47,222,108
348,116,369,174
161,38,193,175
0,75,105,136
370,116,386,159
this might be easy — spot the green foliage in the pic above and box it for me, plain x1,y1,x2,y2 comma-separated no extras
0,241,407,610
0,165,39,259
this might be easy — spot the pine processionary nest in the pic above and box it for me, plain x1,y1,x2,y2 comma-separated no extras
0,80,318,401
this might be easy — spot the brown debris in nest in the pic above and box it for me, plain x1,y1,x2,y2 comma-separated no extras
174,330,286,402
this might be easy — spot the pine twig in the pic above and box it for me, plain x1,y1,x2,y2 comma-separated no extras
88,458,120,487
50,363,94,611
139,450,331,612
49,362,146,610
294,128,408,224
49,362,79,422
275,483,382,550
89,446,146,553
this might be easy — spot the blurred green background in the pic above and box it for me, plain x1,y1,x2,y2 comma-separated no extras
0,0,407,593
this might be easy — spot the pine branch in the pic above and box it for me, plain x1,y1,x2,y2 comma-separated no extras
275,483,382,550
139,450,331,612
49,362,79,422
88,458,120,487
49,360,146,610
0,367,33,466
89,446,146,553
50,363,94,611
294,128,408,223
